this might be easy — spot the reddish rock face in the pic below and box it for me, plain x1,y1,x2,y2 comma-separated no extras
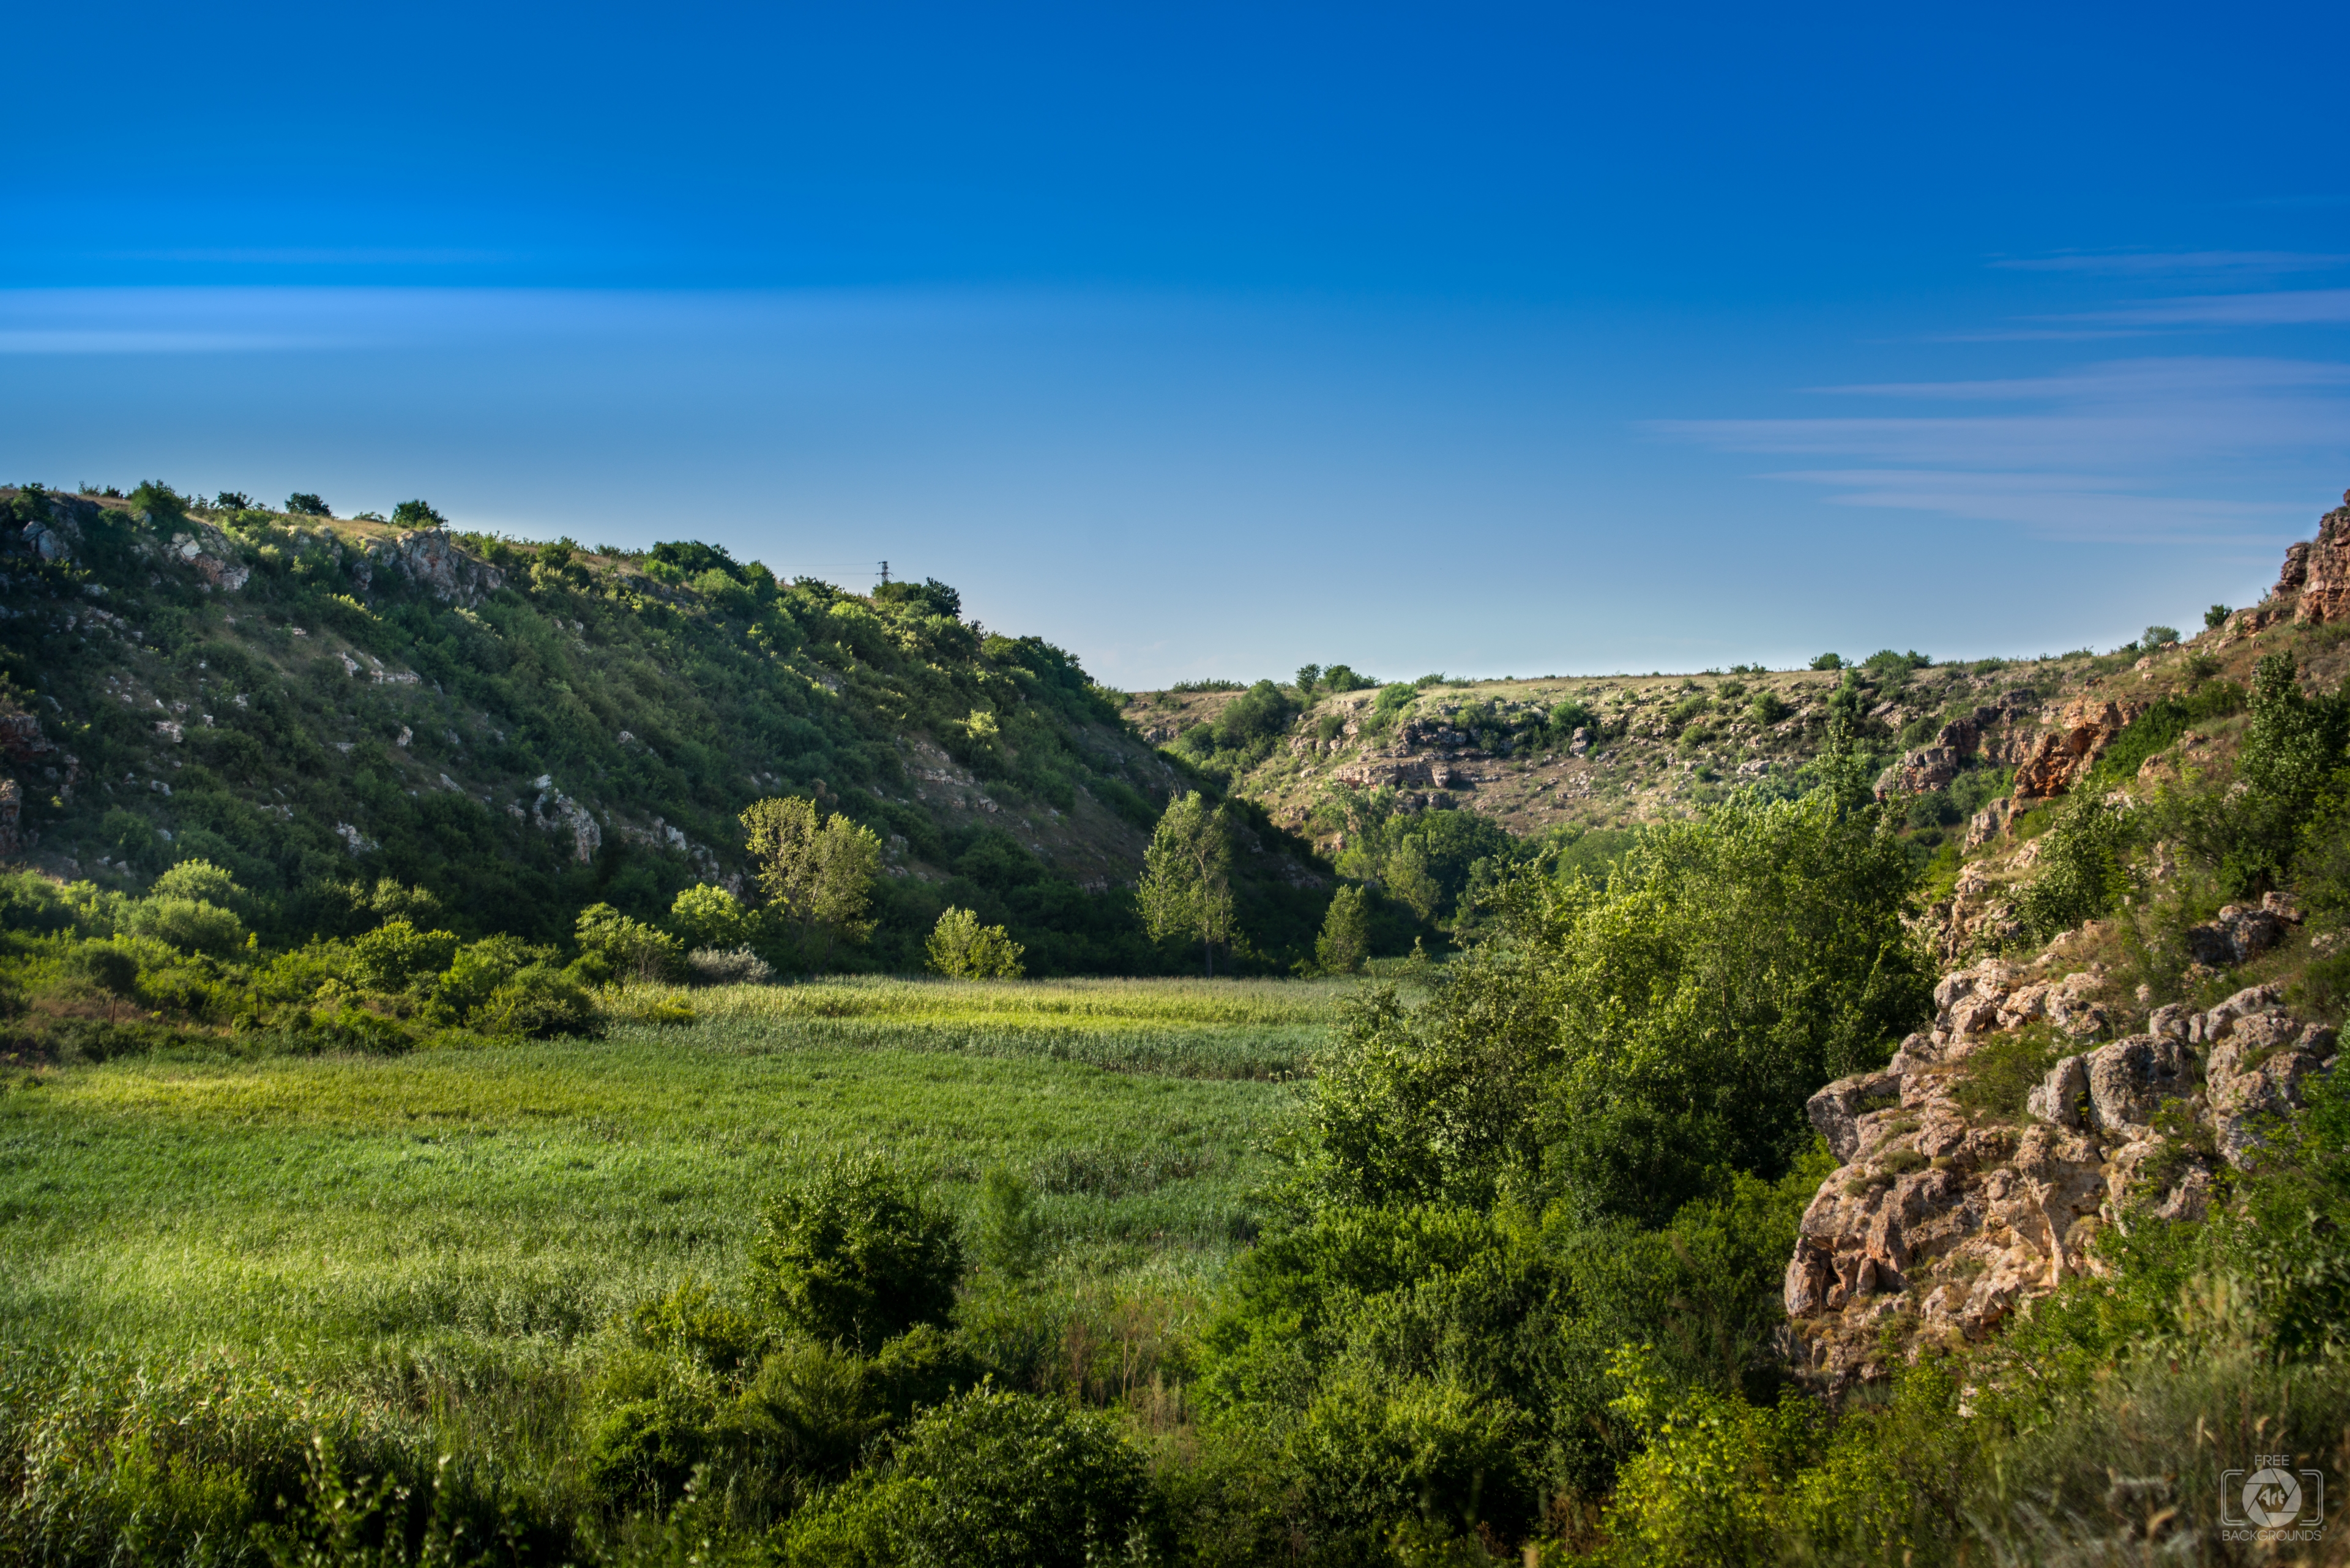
2293,493,2350,625
2010,698,2146,800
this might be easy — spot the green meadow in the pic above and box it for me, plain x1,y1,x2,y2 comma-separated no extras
0,976,1345,1555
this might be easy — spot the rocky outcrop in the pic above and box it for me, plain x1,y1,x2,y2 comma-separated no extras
1782,960,2337,1389
2292,492,2350,625
365,528,504,607
1880,745,1961,797
2183,891,2302,968
168,528,252,592
2011,697,2146,800
530,775,603,863
2277,539,2313,598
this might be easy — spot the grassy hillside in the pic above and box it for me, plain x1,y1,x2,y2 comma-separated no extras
0,483,1330,975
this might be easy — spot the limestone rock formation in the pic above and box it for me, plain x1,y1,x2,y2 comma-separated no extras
365,528,504,607
2012,697,2146,800
2293,491,2350,625
1781,960,2337,1389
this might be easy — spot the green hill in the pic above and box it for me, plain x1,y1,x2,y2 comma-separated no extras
0,483,1329,976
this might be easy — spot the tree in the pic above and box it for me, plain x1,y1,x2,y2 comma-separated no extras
285,492,331,517
741,796,884,969
574,902,682,982
390,499,446,528
1384,838,1441,922
1315,884,1371,974
1295,663,1323,695
1299,774,1931,1220
1139,791,1235,976
669,883,752,950
754,1155,964,1352
927,907,1026,979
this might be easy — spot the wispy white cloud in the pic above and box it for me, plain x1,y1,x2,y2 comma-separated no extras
1652,357,2350,543
2061,289,2350,328
1991,251,2349,278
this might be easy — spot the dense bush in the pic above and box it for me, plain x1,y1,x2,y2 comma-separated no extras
755,1156,964,1352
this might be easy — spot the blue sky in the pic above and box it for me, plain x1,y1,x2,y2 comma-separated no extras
6,1,2349,687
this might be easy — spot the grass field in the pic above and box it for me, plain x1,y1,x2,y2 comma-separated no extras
0,976,1351,1554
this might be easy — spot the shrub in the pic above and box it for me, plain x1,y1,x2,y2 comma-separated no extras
973,1168,1046,1280
1810,652,1843,670
573,902,682,982
2013,790,2134,943
390,499,446,528
150,858,244,908
687,946,775,985
347,918,461,991
470,964,599,1038
669,883,752,950
754,1155,964,1352
1748,690,1791,725
2206,603,2231,629
882,1386,1152,1568
925,907,1026,979
124,897,245,956
1210,680,1297,750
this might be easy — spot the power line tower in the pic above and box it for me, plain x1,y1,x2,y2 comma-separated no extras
878,560,890,586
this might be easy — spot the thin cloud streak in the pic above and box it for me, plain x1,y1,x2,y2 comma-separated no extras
1991,251,2350,278
1655,357,2350,542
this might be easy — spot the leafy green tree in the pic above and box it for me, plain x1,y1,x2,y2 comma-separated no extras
2206,603,2232,629
2169,652,2350,895
2013,789,2135,942
1299,771,1930,1219
390,499,446,528
669,883,752,950
1294,663,1322,695
753,1155,964,1352
1210,679,1297,749
1384,837,1441,921
1810,652,1843,670
926,906,1026,979
1315,884,1371,974
741,796,885,968
1139,791,1236,975
125,896,245,956
574,902,683,982
284,492,331,517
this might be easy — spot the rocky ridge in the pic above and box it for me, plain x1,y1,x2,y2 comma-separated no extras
1783,933,2337,1389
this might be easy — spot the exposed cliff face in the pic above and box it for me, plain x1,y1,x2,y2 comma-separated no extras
1784,946,2337,1389
2293,491,2350,625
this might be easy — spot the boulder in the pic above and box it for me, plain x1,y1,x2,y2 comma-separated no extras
1807,1069,1903,1162
2080,1034,2198,1132
2184,902,2290,966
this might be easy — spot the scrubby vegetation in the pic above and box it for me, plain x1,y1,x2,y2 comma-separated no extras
13,482,2350,1564
0,485,1342,980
